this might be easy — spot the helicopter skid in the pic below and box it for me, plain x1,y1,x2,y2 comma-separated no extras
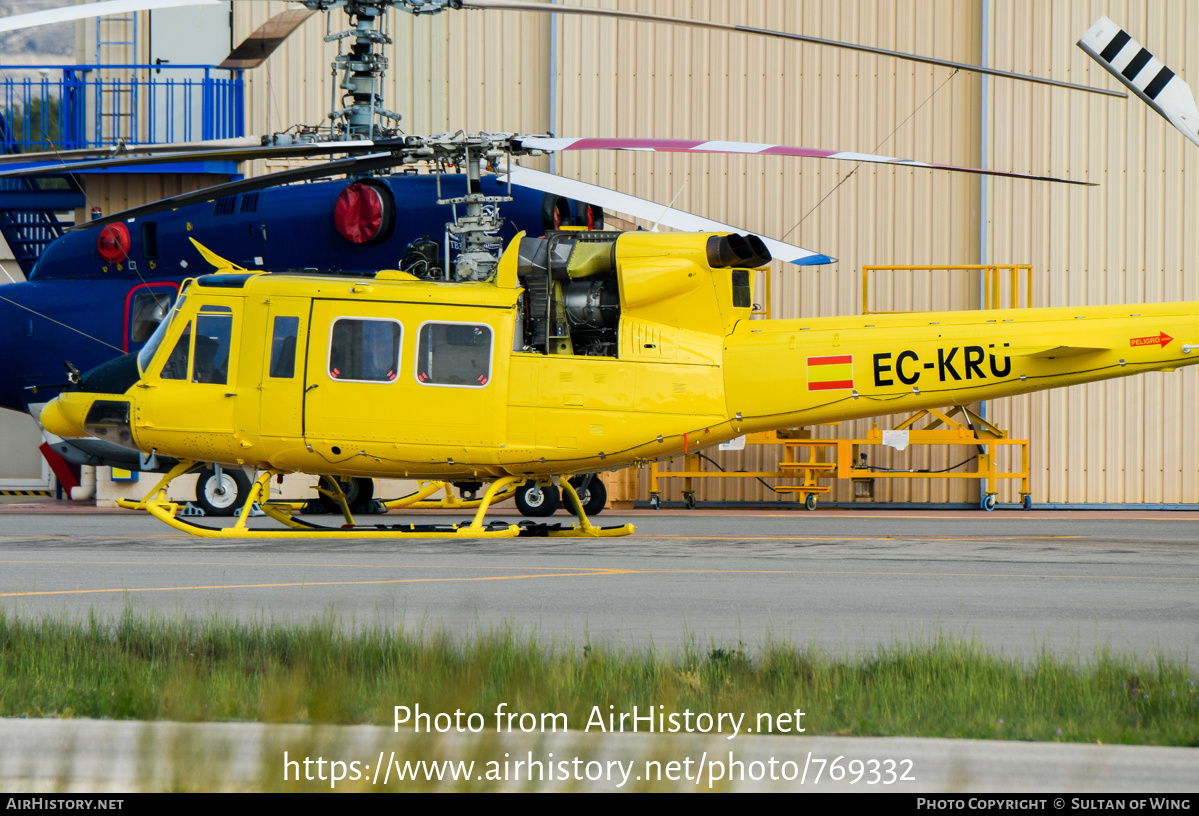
109,460,635,537
140,498,523,538
536,522,636,538
136,498,634,538
121,469,634,538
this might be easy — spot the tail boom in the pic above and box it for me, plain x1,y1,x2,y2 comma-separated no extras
723,302,1199,431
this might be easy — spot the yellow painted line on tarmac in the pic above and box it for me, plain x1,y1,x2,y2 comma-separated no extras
623,568,1199,581
0,567,638,598
0,559,617,571
639,534,1083,541
2,564,1195,599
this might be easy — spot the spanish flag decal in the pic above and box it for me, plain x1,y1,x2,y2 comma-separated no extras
807,354,853,391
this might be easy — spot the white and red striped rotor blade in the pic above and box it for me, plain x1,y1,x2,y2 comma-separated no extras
518,137,1095,186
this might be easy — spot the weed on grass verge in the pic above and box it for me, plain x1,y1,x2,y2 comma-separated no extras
0,609,1195,746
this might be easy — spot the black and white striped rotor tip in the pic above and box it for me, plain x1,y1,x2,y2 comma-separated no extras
1079,16,1199,148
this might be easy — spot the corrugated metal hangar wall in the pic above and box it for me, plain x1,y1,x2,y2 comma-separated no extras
214,0,1196,505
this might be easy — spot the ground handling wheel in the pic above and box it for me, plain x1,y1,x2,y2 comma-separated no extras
805,493,818,511
194,465,252,517
649,493,661,510
564,475,607,516
316,476,375,514
515,480,560,517
981,493,997,512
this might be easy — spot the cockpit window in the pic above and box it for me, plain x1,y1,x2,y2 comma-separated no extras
160,321,192,380
192,313,233,384
269,316,300,379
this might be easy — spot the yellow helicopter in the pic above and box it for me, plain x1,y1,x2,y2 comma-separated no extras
39,194,1199,538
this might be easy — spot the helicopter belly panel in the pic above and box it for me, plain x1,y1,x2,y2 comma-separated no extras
633,362,724,417
508,354,636,410
501,353,725,462
507,354,638,456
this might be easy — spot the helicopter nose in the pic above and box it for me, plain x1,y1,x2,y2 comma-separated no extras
41,393,138,449
40,393,95,439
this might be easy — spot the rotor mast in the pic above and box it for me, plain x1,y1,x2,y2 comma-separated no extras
292,1,527,279
302,0,409,139
433,135,519,280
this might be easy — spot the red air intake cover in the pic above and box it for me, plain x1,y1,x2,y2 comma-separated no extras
333,181,386,243
97,223,130,264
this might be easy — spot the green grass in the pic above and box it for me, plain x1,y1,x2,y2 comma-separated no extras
0,609,1196,746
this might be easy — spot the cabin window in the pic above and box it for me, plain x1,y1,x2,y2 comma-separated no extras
415,322,493,387
731,270,752,309
140,295,186,374
160,321,192,380
328,318,402,382
128,289,173,344
269,316,300,379
192,312,233,384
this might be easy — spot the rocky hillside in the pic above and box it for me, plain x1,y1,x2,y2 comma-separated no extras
0,0,75,66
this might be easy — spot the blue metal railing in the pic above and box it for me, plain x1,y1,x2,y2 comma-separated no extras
0,64,244,152
0,107,84,274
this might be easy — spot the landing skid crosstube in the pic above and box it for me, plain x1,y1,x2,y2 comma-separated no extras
117,464,634,539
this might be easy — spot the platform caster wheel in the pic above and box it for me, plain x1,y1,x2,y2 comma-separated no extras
317,476,375,514
515,481,560,517
649,493,661,510
194,466,252,517
683,492,696,510
565,475,607,516
1021,494,1033,511
805,493,818,511
980,494,997,512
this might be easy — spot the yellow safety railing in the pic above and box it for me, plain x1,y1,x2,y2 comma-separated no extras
751,267,772,320
648,407,1031,510
861,265,1033,315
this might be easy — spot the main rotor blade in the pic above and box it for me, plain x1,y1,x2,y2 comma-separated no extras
0,138,273,167
499,164,834,266
464,0,1124,99
0,0,221,34
220,8,317,69
0,140,379,179
72,152,403,230
518,137,1096,186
